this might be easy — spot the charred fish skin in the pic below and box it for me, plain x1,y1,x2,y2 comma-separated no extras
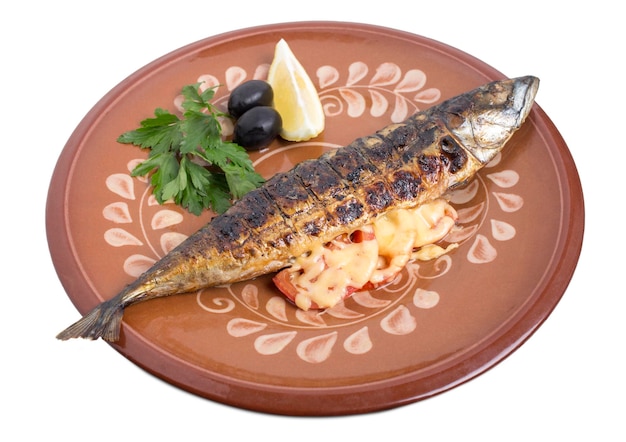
56,76,539,342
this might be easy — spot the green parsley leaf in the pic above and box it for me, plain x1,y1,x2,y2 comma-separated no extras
117,109,182,155
117,83,265,215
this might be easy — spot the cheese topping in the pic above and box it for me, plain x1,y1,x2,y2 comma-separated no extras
286,199,458,311
291,226,379,310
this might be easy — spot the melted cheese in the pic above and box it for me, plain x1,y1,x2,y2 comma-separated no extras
288,199,458,310
371,199,457,284
291,226,379,310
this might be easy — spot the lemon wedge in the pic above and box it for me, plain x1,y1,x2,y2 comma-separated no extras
267,39,325,141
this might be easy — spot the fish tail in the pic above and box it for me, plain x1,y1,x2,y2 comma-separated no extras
56,296,124,342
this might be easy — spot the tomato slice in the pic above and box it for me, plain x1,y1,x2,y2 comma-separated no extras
272,269,301,305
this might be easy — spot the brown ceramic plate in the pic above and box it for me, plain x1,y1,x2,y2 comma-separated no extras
47,22,583,416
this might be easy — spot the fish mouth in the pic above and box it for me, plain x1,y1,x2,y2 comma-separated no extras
445,76,540,164
507,75,540,132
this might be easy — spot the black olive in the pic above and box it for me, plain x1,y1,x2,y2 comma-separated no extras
228,80,274,119
233,106,282,151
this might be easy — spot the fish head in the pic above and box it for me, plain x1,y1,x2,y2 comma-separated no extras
441,76,539,164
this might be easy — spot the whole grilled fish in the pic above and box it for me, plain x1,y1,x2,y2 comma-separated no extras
57,76,539,342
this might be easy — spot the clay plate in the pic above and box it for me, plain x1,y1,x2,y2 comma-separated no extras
47,22,584,416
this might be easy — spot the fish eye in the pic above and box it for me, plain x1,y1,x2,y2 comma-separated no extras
440,136,455,152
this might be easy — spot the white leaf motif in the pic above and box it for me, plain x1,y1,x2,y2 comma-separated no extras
160,232,187,254
347,61,368,85
123,254,155,277
344,327,372,354
227,318,267,337
487,170,519,188
326,303,364,319
127,159,148,182
295,309,326,326
394,69,426,93
381,305,416,335
369,89,389,117
316,65,340,89
339,88,366,117
414,87,441,104
103,202,132,223
173,95,185,112
147,194,160,206
351,291,391,308
297,332,338,363
197,74,220,92
413,288,440,309
104,228,142,247
369,62,401,86
391,94,409,123
449,180,479,204
106,173,135,200
225,66,247,90
491,219,516,241
255,332,297,355
253,64,270,80
467,234,497,264
218,116,234,137
266,296,288,321
456,202,485,223
151,210,183,230
242,284,259,309
444,224,478,243
493,192,524,212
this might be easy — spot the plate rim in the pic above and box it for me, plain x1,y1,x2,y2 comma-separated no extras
46,20,585,416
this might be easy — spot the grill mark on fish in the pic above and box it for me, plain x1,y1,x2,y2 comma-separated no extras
323,139,397,216
56,76,539,341
390,170,423,200
263,171,325,247
296,161,346,225
439,135,468,173
364,181,394,211
292,172,329,237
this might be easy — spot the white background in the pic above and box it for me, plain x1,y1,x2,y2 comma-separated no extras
2,1,623,440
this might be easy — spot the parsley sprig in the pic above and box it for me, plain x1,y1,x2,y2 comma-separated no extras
117,83,265,215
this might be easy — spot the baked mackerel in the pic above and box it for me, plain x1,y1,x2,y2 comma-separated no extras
57,76,539,342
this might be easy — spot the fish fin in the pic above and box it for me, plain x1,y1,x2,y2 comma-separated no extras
56,297,124,342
